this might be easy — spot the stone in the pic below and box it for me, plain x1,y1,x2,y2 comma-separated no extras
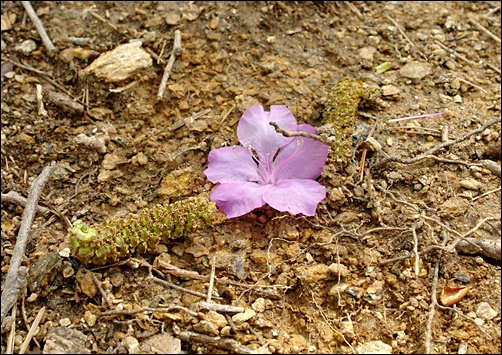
399,62,432,79
140,334,182,354
43,327,90,354
84,42,152,83
359,46,377,61
381,84,401,96
296,263,330,283
232,308,256,324
475,302,498,320
356,340,393,354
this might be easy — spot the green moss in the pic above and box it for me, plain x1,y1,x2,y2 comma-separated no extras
70,193,226,266
323,78,380,167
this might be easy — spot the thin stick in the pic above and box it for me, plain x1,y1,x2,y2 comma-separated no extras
388,112,446,123
88,10,120,32
269,121,329,145
198,301,244,314
152,276,223,301
157,260,282,299
157,30,182,99
1,166,54,327
372,117,501,170
456,78,490,94
386,15,427,61
21,1,55,52
358,124,377,182
35,84,47,116
411,226,420,276
472,186,501,202
434,40,478,67
100,305,197,317
90,271,113,308
425,255,440,353
19,306,45,354
166,108,211,132
1,191,51,215
8,59,86,107
177,330,260,354
480,159,501,177
6,306,16,354
345,1,363,19
206,257,216,303
467,17,501,44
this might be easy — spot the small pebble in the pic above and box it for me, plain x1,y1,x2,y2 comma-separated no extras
475,302,498,320
232,308,256,324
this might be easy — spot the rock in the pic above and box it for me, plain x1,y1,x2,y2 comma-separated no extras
459,178,483,191
289,334,308,352
438,196,469,217
84,42,152,83
296,263,330,283
399,62,432,79
84,311,97,327
43,327,90,354
140,334,182,354
15,39,36,54
165,12,181,25
232,308,256,324
75,269,97,298
193,320,220,336
158,166,196,197
123,336,140,353
359,46,377,61
475,302,498,320
205,310,228,328
381,84,401,96
364,280,384,303
252,298,266,312
328,263,350,278
328,283,348,296
356,340,393,354
101,153,127,170
340,319,355,339
180,2,201,21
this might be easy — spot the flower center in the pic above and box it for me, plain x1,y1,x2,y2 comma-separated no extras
269,138,304,183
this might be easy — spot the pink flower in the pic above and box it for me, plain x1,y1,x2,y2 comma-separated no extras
204,105,328,218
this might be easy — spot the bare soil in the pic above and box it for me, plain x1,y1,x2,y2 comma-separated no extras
1,1,501,354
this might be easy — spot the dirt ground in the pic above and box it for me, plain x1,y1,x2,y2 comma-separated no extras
1,1,501,354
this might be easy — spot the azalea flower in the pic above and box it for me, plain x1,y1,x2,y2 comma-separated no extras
204,105,329,218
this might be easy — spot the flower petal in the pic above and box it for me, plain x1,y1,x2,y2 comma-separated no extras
204,146,261,184
237,105,296,160
296,123,317,134
263,179,326,216
272,136,328,180
210,182,269,218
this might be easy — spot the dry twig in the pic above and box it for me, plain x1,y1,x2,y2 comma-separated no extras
90,271,112,308
1,191,51,215
177,330,269,354
157,260,282,299
21,1,55,52
19,306,45,354
467,17,501,44
157,30,182,99
269,121,329,144
1,166,54,327
433,40,478,67
372,117,501,170
386,14,427,61
198,301,244,314
100,305,197,318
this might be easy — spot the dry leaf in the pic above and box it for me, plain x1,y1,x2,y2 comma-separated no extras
440,285,471,306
